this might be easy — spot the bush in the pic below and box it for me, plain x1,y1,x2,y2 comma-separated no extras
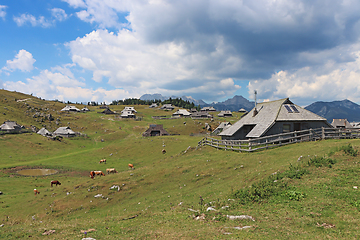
308,156,336,168
339,144,358,157
284,189,306,201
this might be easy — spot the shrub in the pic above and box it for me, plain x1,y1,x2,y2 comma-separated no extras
308,156,336,168
339,144,358,157
284,190,306,201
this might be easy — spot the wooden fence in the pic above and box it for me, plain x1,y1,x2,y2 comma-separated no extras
198,127,360,152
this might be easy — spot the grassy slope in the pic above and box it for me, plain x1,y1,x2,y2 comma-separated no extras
0,90,359,239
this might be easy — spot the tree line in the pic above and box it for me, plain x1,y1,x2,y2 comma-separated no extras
111,97,200,110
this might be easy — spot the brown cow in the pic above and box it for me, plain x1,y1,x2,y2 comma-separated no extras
50,180,61,187
90,171,105,178
128,164,134,169
34,189,40,195
99,159,106,164
162,149,166,154
106,168,118,174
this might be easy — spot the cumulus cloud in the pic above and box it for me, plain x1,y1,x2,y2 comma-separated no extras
0,5,6,20
14,7,69,27
51,8,68,22
249,48,360,106
13,13,53,27
56,0,360,103
61,0,87,9
2,50,36,73
66,29,241,100
3,65,128,103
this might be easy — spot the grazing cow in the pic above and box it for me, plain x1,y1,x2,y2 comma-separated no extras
34,189,40,195
99,159,106,164
128,164,134,169
90,171,105,178
50,180,61,187
162,149,166,154
106,168,118,174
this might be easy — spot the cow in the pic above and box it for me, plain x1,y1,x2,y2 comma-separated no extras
50,180,61,187
99,159,106,164
162,149,166,154
90,171,105,179
128,164,134,169
34,189,40,195
106,168,118,174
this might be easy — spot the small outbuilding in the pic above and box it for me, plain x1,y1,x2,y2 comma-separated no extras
201,106,216,112
53,126,77,137
120,111,136,118
212,122,232,135
61,105,80,112
218,110,233,117
160,104,175,110
191,112,213,119
101,109,116,114
81,107,90,112
238,108,248,113
121,107,137,113
149,103,158,108
0,121,23,133
172,109,191,117
143,124,170,137
331,119,353,128
37,127,52,137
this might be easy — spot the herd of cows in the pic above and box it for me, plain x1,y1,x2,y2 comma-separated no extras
33,159,135,195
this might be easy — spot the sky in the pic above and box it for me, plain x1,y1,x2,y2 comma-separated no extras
1,0,360,106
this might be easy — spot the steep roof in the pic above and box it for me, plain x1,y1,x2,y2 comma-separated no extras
54,126,76,135
121,107,137,113
61,105,80,112
0,121,22,130
120,111,135,117
37,127,52,136
331,119,353,128
219,98,331,138
212,122,231,133
142,124,170,137
173,109,191,116
160,104,174,110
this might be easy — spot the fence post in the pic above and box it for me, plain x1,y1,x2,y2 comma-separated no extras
322,127,325,139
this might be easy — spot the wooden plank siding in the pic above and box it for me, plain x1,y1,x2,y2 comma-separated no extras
198,127,360,152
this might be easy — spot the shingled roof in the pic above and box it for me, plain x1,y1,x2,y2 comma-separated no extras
219,98,331,139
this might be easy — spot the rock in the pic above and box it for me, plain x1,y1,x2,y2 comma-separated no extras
94,194,103,198
42,230,56,235
206,207,216,211
226,215,255,221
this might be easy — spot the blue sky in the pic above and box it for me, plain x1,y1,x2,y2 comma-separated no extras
1,0,360,106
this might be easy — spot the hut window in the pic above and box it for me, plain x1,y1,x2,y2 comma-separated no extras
283,124,291,133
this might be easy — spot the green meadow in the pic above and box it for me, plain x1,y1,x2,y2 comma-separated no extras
0,89,360,239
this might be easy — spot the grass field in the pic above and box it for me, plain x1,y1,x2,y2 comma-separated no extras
0,90,360,239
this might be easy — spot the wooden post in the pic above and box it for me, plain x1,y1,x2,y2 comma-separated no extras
322,127,325,140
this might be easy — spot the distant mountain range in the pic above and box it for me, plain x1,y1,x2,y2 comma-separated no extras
140,94,254,111
305,99,360,123
140,94,360,122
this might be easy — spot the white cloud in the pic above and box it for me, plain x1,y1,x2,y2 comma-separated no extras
61,0,87,9
3,64,129,103
2,50,36,73
249,49,360,105
65,29,241,100
13,13,53,27
51,8,68,22
0,5,6,20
